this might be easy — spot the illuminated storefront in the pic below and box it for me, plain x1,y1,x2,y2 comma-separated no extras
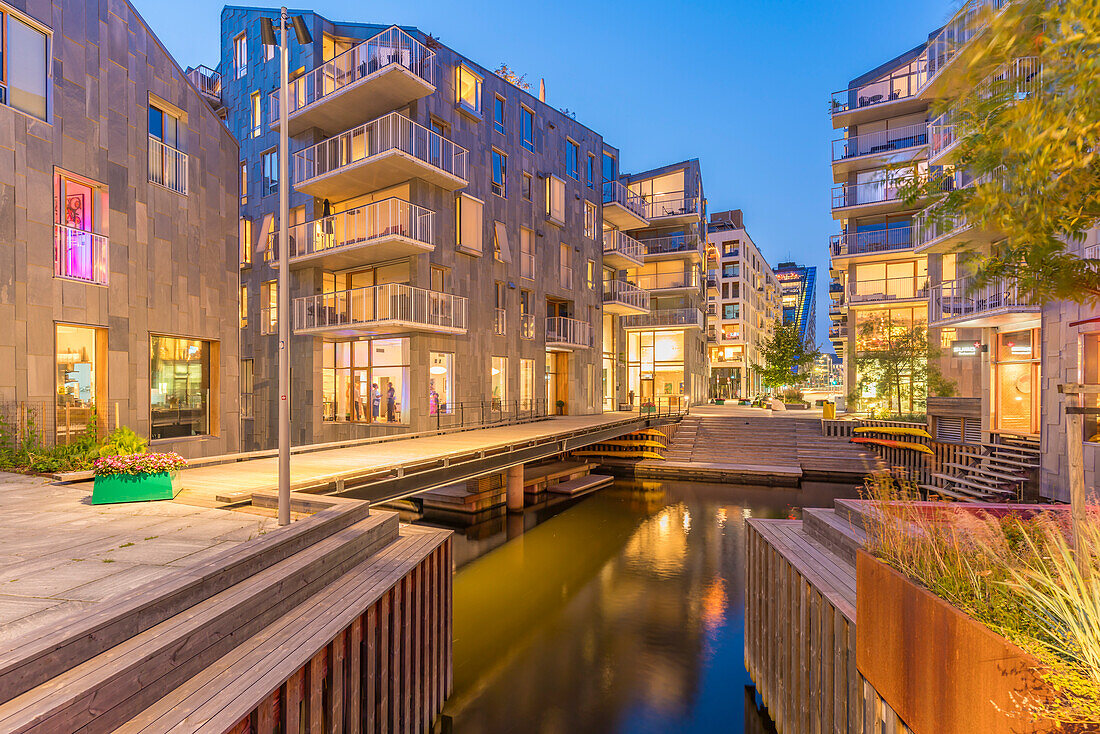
626,330,686,406
322,337,409,424
150,335,212,439
993,328,1040,435
56,324,105,441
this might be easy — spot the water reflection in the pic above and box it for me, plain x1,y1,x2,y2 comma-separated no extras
426,479,858,733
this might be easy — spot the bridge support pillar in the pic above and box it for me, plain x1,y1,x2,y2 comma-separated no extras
506,465,524,512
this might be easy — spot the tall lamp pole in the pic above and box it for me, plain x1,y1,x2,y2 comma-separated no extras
262,9,311,527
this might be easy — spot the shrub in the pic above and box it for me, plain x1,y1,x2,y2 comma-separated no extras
93,452,186,477
781,387,805,403
98,426,147,457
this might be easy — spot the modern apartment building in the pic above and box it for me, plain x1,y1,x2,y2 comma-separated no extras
218,7,616,449
775,261,817,352
0,0,240,457
705,210,780,399
605,160,708,408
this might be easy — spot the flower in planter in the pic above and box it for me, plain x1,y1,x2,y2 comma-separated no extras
93,451,187,477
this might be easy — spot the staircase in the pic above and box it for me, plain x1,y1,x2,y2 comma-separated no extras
924,435,1040,502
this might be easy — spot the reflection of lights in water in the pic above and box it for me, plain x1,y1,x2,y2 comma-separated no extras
657,511,671,535
701,577,727,634
717,507,727,527
741,508,751,520
682,509,691,532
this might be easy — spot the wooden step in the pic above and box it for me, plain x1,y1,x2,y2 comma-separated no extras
921,484,991,503
931,473,1004,497
941,462,1027,483
982,454,1038,471
802,508,867,566
548,474,613,496
980,441,1039,456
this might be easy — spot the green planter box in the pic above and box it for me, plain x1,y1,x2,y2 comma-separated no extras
92,471,178,504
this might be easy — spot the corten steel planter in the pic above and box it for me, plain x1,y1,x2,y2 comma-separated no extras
856,550,1059,734
92,471,179,504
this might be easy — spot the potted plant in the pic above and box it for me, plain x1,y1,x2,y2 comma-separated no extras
92,451,187,504
555,399,565,416
640,399,656,414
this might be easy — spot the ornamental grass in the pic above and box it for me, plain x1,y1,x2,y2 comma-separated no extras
862,475,1100,727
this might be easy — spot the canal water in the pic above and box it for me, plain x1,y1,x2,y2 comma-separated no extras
419,478,861,733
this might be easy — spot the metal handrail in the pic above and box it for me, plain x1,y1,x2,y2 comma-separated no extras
603,280,650,311
428,398,549,431
545,316,593,347
831,123,928,161
148,137,188,195
924,0,1009,88
634,270,701,291
269,26,434,123
643,191,699,220
269,197,434,260
186,65,221,100
830,225,914,257
848,276,929,303
621,307,704,330
930,275,1034,325
494,308,506,336
292,111,468,185
53,224,108,285
602,179,647,219
294,284,468,332
830,66,924,115
602,229,645,262
639,234,702,257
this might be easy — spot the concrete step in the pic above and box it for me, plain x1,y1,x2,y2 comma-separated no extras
802,508,867,566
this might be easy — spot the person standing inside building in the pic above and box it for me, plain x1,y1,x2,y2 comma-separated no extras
371,383,381,420
386,384,396,423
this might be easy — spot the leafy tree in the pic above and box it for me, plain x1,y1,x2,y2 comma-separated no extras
849,314,956,418
493,64,530,90
900,0,1100,303
754,320,817,389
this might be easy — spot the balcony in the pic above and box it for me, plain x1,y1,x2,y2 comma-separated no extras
148,137,188,195
848,276,929,305
291,112,467,200
622,307,704,332
602,230,644,269
831,123,928,178
54,224,108,285
829,66,926,127
293,284,467,337
634,269,702,293
601,180,648,230
270,27,435,137
269,198,434,269
545,316,594,351
639,234,704,262
642,191,701,225
922,0,1010,99
829,325,849,340
913,204,997,254
706,271,719,290
829,225,914,258
930,276,1038,328
831,178,912,217
185,65,221,106
602,280,650,316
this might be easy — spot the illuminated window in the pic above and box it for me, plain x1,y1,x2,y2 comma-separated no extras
322,338,410,424
492,356,507,403
456,193,484,255
545,175,565,224
150,335,212,438
584,201,598,239
457,64,482,114
250,91,261,137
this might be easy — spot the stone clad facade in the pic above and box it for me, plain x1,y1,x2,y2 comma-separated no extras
0,0,240,457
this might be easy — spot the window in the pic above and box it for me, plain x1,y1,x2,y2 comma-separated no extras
1083,333,1100,442
586,154,596,188
520,106,534,151
520,289,534,339
546,175,565,224
994,329,1040,434
239,285,248,328
3,12,49,121
430,266,446,292
559,243,571,290
239,217,252,265
491,149,506,197
456,193,484,256
723,303,740,320
586,259,595,289
493,95,505,134
234,32,247,78
494,282,506,335
456,64,482,114
520,227,534,280
584,201,598,239
150,335,213,439
491,356,507,404
522,172,532,201
148,103,186,193
260,280,277,333
250,91,261,137
240,359,254,418
322,338,410,424
56,324,104,441
520,358,535,406
602,152,616,183
429,352,453,415
261,148,278,196
54,172,108,285
566,140,579,179
263,35,275,62
723,262,739,278
239,161,248,204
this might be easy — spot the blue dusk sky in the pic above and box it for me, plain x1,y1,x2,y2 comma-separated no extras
136,0,959,354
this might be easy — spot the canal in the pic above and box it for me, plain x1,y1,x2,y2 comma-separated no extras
419,478,861,733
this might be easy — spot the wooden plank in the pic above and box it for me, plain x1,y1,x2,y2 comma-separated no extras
347,617,362,734
833,613,846,734
799,575,810,734
286,669,304,734
823,599,834,732
332,630,345,734
379,590,390,734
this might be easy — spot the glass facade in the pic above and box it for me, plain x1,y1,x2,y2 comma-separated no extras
993,328,1040,435
56,324,101,441
491,356,507,406
322,337,410,424
520,358,535,407
429,351,453,415
626,331,686,407
150,335,210,439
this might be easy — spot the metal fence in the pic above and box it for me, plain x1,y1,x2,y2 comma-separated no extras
427,398,548,431
270,197,435,261
294,284,468,333
148,137,188,195
0,401,123,448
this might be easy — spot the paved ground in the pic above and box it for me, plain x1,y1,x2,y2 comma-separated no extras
690,403,827,419
0,472,275,644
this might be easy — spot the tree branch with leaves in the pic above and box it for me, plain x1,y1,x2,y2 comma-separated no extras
753,320,818,390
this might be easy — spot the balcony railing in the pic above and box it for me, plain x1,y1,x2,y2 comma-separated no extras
829,326,849,339
186,65,221,101
494,308,506,336
520,313,535,339
831,123,928,161
639,234,702,258
602,229,645,262
602,179,647,220
291,111,467,186
294,284,467,333
930,275,1034,326
634,270,701,291
269,197,434,261
603,280,650,311
832,177,911,209
148,137,188,195
830,66,925,116
830,225,914,257
269,26,434,123
914,204,970,248
925,0,1009,88
642,191,699,220
545,316,593,348
54,224,108,285
621,307,704,330
848,277,929,303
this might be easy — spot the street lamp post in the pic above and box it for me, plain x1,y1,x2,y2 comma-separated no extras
262,9,311,527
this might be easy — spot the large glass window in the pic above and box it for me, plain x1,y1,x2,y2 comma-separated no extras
322,337,410,424
457,64,481,114
5,13,49,121
261,149,278,196
1083,333,1100,442
520,358,535,407
56,324,102,442
491,356,507,406
994,329,1040,435
626,330,686,408
150,336,211,439
429,352,453,416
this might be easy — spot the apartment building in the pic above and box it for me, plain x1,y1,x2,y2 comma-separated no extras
775,261,818,353
0,0,240,457
705,210,780,399
603,160,708,408
218,7,607,448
